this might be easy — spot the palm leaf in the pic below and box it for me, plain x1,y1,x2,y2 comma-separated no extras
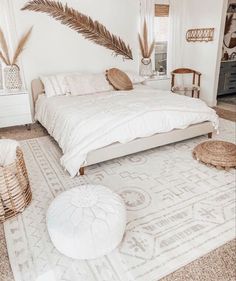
143,20,148,57
147,41,155,58
21,0,133,60
0,27,10,65
138,34,145,58
0,51,9,65
12,27,33,65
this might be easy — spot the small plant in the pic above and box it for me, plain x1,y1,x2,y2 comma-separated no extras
138,19,155,58
0,26,32,66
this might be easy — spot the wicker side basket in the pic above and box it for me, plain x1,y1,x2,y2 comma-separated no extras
0,147,32,223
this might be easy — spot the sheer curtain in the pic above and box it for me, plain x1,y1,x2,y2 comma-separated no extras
167,0,185,75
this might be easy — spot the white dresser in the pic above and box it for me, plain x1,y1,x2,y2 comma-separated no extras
0,90,32,128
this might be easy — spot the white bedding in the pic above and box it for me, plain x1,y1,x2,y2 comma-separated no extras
35,85,219,177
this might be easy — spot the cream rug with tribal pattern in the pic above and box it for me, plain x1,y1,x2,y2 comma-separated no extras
4,119,236,281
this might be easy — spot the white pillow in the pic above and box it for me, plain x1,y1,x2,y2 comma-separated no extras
40,72,81,97
66,73,113,96
40,74,68,97
125,71,145,84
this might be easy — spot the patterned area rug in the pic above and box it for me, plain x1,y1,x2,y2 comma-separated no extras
4,119,236,281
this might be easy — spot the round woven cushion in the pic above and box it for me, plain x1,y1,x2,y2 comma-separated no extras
193,140,236,169
106,68,133,90
46,185,126,259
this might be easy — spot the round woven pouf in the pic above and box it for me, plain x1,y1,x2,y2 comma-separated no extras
46,185,126,260
193,140,236,170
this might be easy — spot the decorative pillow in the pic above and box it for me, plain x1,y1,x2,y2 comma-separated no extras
66,73,113,96
125,71,145,84
40,72,80,97
106,68,133,90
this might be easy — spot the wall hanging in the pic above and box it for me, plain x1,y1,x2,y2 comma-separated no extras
223,13,236,49
0,26,32,90
22,0,133,60
186,28,214,42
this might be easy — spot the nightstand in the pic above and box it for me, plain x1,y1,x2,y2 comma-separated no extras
143,76,171,90
0,90,32,128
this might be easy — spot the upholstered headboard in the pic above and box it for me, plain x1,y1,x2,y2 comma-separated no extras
31,79,44,106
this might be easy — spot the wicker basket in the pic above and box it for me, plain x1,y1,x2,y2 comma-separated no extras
0,147,32,223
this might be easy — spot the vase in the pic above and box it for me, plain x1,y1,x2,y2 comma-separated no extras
4,65,22,90
140,58,153,77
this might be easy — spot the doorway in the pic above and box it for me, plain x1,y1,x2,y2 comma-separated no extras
216,0,236,121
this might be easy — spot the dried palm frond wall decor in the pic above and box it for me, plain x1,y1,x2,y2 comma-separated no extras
22,0,133,60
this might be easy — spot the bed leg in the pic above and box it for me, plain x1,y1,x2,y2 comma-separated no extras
208,132,213,139
79,167,85,176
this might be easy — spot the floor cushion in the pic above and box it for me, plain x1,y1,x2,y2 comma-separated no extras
193,140,236,170
46,184,126,259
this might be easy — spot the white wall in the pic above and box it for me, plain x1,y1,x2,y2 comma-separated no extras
0,0,227,107
1,0,139,91
181,0,227,106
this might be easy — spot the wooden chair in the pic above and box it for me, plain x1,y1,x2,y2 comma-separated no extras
171,68,201,98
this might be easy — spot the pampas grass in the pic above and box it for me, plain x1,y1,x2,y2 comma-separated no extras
138,19,155,58
0,28,10,65
0,26,32,66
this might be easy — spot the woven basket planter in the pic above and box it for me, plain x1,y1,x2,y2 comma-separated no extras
193,140,236,170
0,147,32,223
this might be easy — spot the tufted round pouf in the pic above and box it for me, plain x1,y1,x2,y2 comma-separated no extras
46,185,126,259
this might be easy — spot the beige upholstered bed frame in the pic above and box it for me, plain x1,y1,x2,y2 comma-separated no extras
31,79,214,175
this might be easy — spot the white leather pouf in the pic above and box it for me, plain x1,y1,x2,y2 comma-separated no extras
46,185,126,259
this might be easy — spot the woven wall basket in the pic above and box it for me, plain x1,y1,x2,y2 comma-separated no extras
0,147,32,223
193,140,236,170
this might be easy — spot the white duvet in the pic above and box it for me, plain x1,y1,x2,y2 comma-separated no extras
35,86,219,177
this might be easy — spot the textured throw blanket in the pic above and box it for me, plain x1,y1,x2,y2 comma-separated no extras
0,139,19,166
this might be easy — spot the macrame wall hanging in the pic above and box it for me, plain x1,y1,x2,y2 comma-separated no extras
22,0,133,60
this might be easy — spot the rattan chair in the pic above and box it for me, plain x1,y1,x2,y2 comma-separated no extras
171,68,201,98
0,147,32,223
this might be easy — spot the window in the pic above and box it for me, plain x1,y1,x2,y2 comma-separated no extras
154,4,169,75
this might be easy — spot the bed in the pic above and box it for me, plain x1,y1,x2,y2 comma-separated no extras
31,79,218,177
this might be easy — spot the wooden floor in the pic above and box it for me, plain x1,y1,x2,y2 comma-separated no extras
214,101,236,122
